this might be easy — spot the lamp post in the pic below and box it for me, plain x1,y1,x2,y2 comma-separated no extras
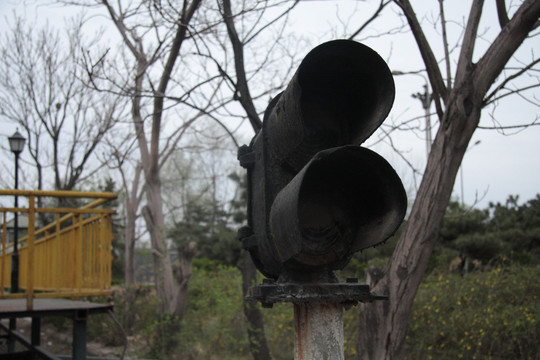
8,129,25,293
412,83,433,159
392,71,434,160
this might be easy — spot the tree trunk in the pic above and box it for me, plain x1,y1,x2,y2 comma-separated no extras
124,214,136,285
357,95,480,359
174,241,197,321
356,0,540,357
124,191,138,333
142,178,177,316
123,163,143,333
241,251,272,360
142,175,195,319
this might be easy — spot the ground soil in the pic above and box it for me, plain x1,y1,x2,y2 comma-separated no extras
1,318,124,359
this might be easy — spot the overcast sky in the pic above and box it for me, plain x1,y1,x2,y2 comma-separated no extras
0,0,538,210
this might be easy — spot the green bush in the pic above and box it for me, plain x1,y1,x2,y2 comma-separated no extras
262,303,294,360
454,233,508,262
405,265,540,360
177,265,250,359
73,261,539,360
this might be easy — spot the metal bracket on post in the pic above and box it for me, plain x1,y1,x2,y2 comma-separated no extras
247,277,388,360
247,277,387,308
237,145,255,169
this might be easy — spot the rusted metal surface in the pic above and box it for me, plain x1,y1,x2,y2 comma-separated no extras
247,278,387,308
269,146,407,268
294,303,344,360
237,39,406,280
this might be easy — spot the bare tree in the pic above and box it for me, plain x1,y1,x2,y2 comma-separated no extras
99,126,145,332
93,0,206,322
0,16,123,209
122,160,144,331
353,1,540,359
67,2,298,345
70,0,218,330
216,0,301,358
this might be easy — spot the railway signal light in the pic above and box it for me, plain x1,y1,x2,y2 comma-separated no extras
238,40,407,283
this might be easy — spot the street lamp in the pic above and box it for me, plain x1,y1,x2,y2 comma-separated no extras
412,82,433,159
8,129,25,293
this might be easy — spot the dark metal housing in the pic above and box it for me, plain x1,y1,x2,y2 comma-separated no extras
238,40,407,288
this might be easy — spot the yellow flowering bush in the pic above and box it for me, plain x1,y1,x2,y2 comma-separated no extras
405,265,539,359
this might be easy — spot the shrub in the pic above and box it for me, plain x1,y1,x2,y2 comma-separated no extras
177,265,250,359
75,262,539,360
405,265,540,359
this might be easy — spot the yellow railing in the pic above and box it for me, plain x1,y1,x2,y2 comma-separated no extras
0,190,117,309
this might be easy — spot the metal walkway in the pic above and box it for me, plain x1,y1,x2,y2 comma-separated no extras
0,190,118,359
0,298,113,360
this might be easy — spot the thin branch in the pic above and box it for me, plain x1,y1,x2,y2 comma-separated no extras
220,0,262,132
485,83,540,106
380,126,421,192
101,0,142,59
473,0,540,96
454,0,484,87
477,119,540,130
181,100,240,149
438,0,452,90
245,1,299,45
393,0,447,119
151,0,203,172
484,57,540,104
348,0,391,40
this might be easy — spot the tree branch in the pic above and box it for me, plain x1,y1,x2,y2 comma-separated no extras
348,0,391,40
151,0,202,173
101,0,142,59
473,0,540,97
220,0,262,132
393,0,447,119
484,58,540,105
478,118,540,131
495,0,509,28
439,0,452,90
455,0,484,87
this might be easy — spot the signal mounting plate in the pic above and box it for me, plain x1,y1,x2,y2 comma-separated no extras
246,279,388,308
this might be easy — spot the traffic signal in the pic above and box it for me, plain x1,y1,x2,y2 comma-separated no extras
238,40,407,283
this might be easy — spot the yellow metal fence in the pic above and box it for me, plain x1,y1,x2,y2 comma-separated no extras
0,190,117,309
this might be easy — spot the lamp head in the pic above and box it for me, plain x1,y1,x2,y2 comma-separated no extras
8,130,25,155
